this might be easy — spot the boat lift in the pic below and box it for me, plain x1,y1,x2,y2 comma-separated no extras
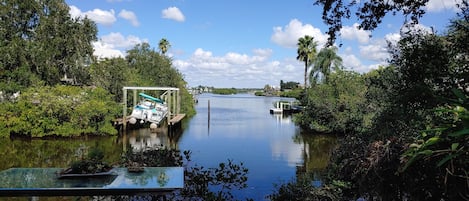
121,86,185,130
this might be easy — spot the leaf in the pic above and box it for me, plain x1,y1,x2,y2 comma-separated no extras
423,137,440,147
401,155,420,172
448,129,469,137
437,154,457,167
418,149,433,156
452,88,467,103
451,143,459,151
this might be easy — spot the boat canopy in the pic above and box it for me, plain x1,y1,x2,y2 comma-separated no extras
139,93,164,104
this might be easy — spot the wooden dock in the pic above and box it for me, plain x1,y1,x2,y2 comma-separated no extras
169,114,186,126
114,113,185,130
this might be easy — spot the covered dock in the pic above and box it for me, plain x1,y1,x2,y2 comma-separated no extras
119,86,185,130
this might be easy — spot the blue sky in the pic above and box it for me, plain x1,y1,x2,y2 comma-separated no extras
65,0,461,88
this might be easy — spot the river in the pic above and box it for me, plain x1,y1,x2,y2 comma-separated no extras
0,93,336,200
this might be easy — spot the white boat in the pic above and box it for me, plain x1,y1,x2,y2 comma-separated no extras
129,93,168,126
269,101,302,114
270,101,287,114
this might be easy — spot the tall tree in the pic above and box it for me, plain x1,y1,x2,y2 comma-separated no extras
158,38,171,55
296,35,318,88
0,0,97,90
89,57,128,102
310,46,343,84
32,0,97,85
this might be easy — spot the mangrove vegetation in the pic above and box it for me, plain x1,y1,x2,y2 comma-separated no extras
271,1,469,200
0,0,195,137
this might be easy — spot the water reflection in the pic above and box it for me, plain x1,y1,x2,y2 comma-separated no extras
294,132,337,187
269,113,337,173
271,113,292,125
0,137,122,171
0,93,338,200
124,126,184,152
270,114,302,167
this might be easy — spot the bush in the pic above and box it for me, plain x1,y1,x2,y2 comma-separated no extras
0,85,120,137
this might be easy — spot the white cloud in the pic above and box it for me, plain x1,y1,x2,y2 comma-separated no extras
83,9,116,26
162,7,185,22
68,5,116,26
101,32,146,49
356,31,404,63
385,33,401,45
384,32,401,49
400,23,433,37
69,5,81,19
92,41,124,59
340,23,371,44
271,19,328,49
93,33,148,59
118,9,140,27
426,0,461,12
173,48,303,88
341,54,363,71
359,41,389,62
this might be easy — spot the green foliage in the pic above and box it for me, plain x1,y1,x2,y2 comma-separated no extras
87,146,105,161
297,35,318,87
295,70,368,134
0,137,121,170
310,46,343,85
67,145,112,174
182,159,249,201
121,149,250,201
0,0,97,89
122,147,184,167
280,88,303,99
89,57,129,102
269,177,349,201
314,0,431,45
0,85,120,137
0,1,196,137
280,80,300,91
272,3,469,201
399,89,468,200
122,43,196,116
158,38,171,55
322,14,469,200
212,88,237,95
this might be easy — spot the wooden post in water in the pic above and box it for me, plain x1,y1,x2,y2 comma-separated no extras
122,88,127,130
207,99,210,132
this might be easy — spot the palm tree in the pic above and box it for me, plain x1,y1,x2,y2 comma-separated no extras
296,35,318,88
310,46,342,84
158,38,171,55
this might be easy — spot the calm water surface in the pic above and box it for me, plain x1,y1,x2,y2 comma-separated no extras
0,93,336,200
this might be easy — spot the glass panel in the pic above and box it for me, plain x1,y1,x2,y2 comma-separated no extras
0,167,183,195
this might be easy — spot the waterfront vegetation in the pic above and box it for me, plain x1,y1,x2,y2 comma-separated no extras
0,0,468,200
120,149,250,200
271,3,469,201
212,88,238,95
0,0,195,137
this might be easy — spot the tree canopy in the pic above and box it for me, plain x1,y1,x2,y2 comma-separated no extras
158,38,171,55
0,0,97,93
285,9,469,200
0,0,196,137
314,0,468,45
310,46,342,84
296,35,318,87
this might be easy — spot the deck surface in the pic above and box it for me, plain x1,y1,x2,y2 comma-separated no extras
169,114,186,125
